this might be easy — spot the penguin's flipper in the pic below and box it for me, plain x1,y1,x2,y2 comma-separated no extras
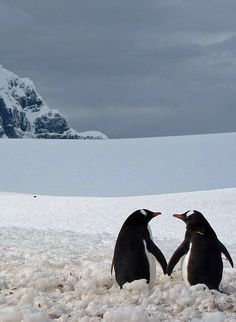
146,239,167,274
167,239,190,276
111,258,114,275
219,240,234,268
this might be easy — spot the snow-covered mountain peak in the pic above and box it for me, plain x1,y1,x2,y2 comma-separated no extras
0,65,16,89
0,65,107,139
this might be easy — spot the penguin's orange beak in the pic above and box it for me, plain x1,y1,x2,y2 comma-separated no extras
173,213,184,219
173,213,188,223
153,211,162,216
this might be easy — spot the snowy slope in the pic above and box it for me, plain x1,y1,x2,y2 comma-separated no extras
0,132,235,196
0,65,107,139
0,189,236,321
0,133,236,321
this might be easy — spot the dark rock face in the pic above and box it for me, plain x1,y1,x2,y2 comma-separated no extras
0,66,107,139
0,115,5,137
11,79,43,110
34,113,70,136
0,97,31,138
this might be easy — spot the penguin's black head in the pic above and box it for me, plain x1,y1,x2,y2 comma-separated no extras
173,210,213,234
173,210,201,223
125,209,161,226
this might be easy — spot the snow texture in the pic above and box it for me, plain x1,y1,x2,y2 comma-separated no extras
0,189,236,321
0,132,235,196
0,133,236,321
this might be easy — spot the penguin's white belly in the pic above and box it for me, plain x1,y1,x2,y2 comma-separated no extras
181,243,192,286
143,240,156,288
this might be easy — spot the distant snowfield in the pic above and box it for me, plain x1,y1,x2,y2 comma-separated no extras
0,189,236,321
0,132,236,196
0,133,236,321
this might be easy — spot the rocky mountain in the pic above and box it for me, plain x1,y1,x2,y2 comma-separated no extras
0,65,107,139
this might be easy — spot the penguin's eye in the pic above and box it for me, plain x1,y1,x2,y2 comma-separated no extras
140,209,147,216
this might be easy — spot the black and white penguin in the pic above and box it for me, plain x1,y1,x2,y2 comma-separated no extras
167,210,234,290
112,209,167,289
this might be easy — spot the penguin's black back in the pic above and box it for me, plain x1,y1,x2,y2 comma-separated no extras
188,232,223,289
168,210,233,290
113,223,150,288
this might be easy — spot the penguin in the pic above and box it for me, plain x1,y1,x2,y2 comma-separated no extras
111,209,167,289
167,210,234,290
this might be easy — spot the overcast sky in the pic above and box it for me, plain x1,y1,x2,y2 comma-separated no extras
1,0,236,138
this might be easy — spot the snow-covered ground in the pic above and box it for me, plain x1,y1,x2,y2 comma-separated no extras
0,133,236,321
0,132,236,197
0,189,236,321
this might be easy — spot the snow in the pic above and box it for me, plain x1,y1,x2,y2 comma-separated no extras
25,103,51,124
0,133,236,321
0,92,22,112
0,65,17,90
0,132,236,196
0,189,236,321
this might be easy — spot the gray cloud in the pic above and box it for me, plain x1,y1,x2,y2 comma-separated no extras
1,0,236,138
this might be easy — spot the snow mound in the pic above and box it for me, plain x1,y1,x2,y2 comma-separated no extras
0,228,235,322
0,189,236,321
